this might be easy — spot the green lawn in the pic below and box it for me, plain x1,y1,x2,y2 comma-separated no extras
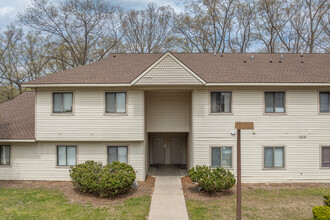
186,187,330,220
0,188,151,220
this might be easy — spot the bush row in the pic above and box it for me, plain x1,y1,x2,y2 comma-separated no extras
69,160,136,197
189,165,236,193
312,194,330,220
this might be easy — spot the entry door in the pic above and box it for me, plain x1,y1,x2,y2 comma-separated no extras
153,137,165,164
171,137,185,164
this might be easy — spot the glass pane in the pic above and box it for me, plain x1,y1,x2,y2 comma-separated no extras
1,146,10,165
118,147,128,163
67,146,76,166
222,92,232,113
265,92,274,113
211,92,220,113
274,147,284,167
63,93,73,113
221,147,232,167
264,147,274,168
320,92,329,113
322,147,330,167
106,93,116,113
275,92,285,113
116,93,126,113
211,148,221,168
108,147,117,164
53,93,62,113
57,146,66,166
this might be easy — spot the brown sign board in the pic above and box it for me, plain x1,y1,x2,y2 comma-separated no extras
235,122,254,130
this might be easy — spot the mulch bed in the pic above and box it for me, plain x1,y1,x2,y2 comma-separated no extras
181,175,330,201
0,176,155,207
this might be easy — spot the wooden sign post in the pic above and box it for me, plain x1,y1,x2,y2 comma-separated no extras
235,122,254,220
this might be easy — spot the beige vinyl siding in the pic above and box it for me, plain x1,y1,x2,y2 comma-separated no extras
147,90,189,132
135,55,203,85
0,142,145,181
36,88,143,141
193,87,330,183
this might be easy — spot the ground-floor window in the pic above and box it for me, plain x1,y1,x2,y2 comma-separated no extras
108,146,128,164
211,146,232,168
321,146,330,167
0,145,10,165
57,146,77,166
264,147,285,168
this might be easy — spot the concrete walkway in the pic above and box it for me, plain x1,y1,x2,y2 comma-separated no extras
148,165,189,220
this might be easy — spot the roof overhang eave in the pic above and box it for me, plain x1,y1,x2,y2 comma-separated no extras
0,139,36,143
22,84,132,88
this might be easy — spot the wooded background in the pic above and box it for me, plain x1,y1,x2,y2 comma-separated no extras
0,0,328,102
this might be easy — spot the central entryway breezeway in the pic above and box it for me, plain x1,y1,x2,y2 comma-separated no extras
149,133,187,166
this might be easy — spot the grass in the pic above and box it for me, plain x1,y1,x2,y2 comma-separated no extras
186,187,330,220
0,188,151,220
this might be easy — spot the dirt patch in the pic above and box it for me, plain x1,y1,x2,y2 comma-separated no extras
181,175,330,201
0,176,155,207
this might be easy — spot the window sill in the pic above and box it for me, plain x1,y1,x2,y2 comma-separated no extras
262,167,286,170
104,113,128,116
209,113,233,116
320,166,330,169
318,112,330,115
0,165,12,168
263,112,287,116
51,113,74,116
55,165,74,169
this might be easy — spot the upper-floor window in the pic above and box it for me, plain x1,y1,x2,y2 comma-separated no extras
211,146,232,168
0,145,10,165
57,146,77,166
320,92,330,113
53,92,73,113
211,92,232,113
108,146,128,164
264,146,285,168
265,92,285,113
105,92,126,113
321,146,330,168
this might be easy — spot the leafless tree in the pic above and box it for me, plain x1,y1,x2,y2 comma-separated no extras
19,0,124,69
121,3,175,53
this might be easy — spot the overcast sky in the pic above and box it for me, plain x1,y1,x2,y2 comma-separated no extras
0,0,185,30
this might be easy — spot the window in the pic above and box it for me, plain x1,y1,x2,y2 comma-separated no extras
321,147,330,167
211,147,232,168
105,92,126,113
108,146,128,164
57,146,76,166
265,92,285,113
264,147,284,168
320,92,330,113
53,92,73,113
0,145,10,165
211,92,232,113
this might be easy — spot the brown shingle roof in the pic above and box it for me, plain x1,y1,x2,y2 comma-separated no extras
24,53,330,85
0,91,35,140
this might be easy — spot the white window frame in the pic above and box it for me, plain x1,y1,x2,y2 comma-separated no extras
52,91,74,115
107,146,128,164
209,91,233,114
0,145,11,166
210,146,233,168
264,91,286,114
104,91,127,115
320,146,330,168
56,145,77,167
263,146,286,169
319,91,330,114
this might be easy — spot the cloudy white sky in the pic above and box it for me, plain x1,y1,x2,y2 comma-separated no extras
0,0,185,30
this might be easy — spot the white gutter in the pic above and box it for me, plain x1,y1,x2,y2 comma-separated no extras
22,84,132,88
206,83,330,86
0,139,36,143
22,83,330,88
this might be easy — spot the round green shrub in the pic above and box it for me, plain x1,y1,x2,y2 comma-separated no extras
69,160,136,197
69,160,102,194
98,161,136,197
312,206,330,220
188,165,236,193
324,195,330,207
